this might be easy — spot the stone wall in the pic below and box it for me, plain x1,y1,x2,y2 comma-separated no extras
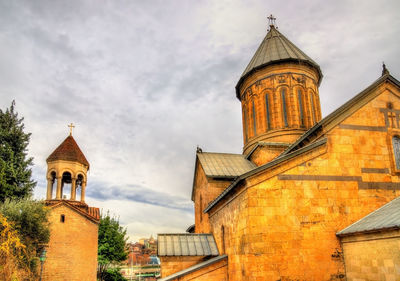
175,257,228,281
43,204,98,281
160,256,206,278
340,230,400,281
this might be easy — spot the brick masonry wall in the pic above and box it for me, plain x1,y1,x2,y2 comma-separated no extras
341,230,400,281
43,204,98,281
207,85,400,280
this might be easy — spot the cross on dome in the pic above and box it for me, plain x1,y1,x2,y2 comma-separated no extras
267,14,277,30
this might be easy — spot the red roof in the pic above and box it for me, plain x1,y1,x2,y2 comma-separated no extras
47,135,90,168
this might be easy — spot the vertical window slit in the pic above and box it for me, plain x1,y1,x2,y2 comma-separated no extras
298,90,304,127
243,107,248,142
393,136,400,169
265,94,271,130
281,88,288,127
252,100,257,136
310,93,316,124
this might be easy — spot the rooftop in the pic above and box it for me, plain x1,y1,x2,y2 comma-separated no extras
157,233,219,256
337,196,400,236
47,135,90,168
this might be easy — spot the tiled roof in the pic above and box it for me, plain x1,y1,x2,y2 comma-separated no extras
47,135,90,168
157,233,219,256
197,152,256,178
236,25,322,99
157,255,227,281
337,196,400,236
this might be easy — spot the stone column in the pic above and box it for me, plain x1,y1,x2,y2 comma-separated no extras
56,176,62,199
46,178,53,200
81,181,86,202
71,177,77,200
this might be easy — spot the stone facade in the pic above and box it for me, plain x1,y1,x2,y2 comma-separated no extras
43,202,99,281
340,230,400,281
160,256,207,277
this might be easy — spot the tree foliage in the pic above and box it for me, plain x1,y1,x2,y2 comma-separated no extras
102,268,127,281
0,213,30,281
0,101,36,202
0,198,50,276
98,212,128,281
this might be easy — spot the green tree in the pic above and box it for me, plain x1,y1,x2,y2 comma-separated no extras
0,198,50,277
102,268,127,281
0,101,36,202
98,212,128,281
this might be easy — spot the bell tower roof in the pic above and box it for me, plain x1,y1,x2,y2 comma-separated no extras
46,135,90,168
236,23,323,99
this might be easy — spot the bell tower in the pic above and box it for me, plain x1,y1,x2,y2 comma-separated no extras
45,123,89,204
236,16,323,157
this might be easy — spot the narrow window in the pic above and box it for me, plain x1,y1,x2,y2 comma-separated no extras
243,107,248,142
265,94,271,130
60,214,65,223
281,88,288,127
298,90,304,127
221,225,226,254
252,100,257,136
393,136,400,169
199,196,203,222
310,93,316,124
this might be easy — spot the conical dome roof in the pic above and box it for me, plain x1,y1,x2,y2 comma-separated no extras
236,25,322,98
47,135,90,168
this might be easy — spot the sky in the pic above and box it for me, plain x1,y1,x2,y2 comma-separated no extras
0,0,399,242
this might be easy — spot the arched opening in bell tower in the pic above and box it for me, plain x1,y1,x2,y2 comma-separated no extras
61,171,72,200
75,174,84,201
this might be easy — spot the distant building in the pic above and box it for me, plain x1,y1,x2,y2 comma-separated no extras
121,236,160,280
43,132,99,281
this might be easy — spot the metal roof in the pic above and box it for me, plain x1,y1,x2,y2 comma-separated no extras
236,25,322,99
157,255,227,281
157,234,219,256
337,196,400,236
197,152,256,178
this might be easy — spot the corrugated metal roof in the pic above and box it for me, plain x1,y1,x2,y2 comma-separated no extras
197,152,256,178
337,196,400,236
157,255,227,281
157,234,219,256
236,25,322,99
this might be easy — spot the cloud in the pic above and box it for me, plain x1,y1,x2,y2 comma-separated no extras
1,0,400,242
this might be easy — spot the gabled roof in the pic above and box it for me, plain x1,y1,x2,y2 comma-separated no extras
337,196,400,236
46,200,100,223
191,152,256,201
157,233,219,256
281,73,400,156
157,255,227,281
198,152,256,178
47,135,90,168
236,25,322,99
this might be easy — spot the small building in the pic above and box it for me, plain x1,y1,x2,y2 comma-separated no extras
43,132,99,281
337,196,400,281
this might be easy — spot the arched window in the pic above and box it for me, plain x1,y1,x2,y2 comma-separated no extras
243,107,248,142
310,92,316,124
221,225,226,254
281,88,288,127
297,89,304,127
252,100,257,136
265,93,271,130
393,136,400,169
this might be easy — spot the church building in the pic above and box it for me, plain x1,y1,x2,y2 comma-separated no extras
158,17,400,281
42,129,99,281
